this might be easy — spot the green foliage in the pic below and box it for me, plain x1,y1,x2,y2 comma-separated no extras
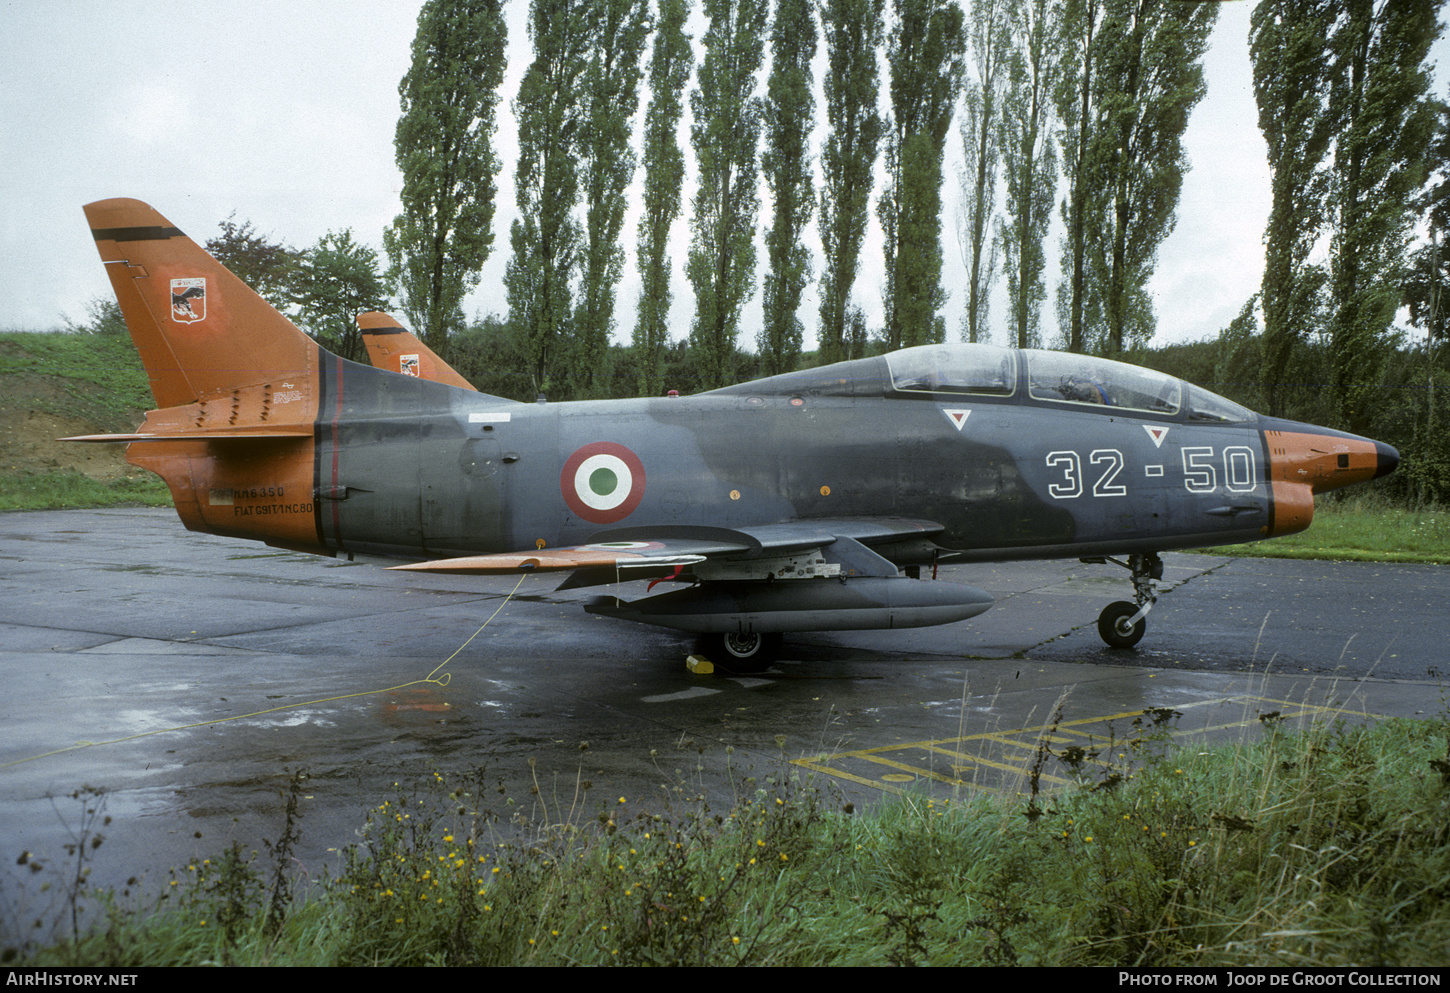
1251,0,1340,418
573,0,650,401
291,230,390,364
60,298,127,338
958,0,1010,346
0,330,155,424
1054,0,1104,354
880,0,965,350
758,0,817,378
385,0,507,348
632,0,693,398
687,0,768,390
1085,0,1217,357
204,215,303,313
817,0,884,366
995,0,1058,350
445,314,536,402
1326,0,1441,435
17,717,1450,966
0,472,171,511
507,0,597,400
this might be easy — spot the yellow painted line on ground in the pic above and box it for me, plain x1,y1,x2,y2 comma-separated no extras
792,694,1385,797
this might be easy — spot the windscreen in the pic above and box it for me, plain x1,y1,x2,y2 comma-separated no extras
1025,350,1180,415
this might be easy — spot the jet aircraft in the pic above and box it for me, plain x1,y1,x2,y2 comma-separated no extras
71,199,1399,668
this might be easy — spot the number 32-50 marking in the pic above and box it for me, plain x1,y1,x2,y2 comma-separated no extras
1047,445,1258,499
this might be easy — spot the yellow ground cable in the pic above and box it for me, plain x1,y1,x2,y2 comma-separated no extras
0,574,528,770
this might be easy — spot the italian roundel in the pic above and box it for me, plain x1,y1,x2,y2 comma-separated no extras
560,442,646,524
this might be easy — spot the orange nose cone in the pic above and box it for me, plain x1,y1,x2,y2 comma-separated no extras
1263,429,1389,494
1261,423,1398,538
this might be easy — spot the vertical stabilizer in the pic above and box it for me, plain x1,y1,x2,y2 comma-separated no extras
358,311,478,392
84,198,320,407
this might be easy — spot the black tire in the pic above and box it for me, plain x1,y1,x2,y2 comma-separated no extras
1098,600,1146,649
702,631,781,672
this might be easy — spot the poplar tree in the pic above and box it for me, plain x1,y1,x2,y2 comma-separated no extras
687,0,768,390
759,0,818,377
1250,0,1339,418
995,0,1057,349
384,0,507,349
507,0,598,398
880,0,966,350
1053,0,1104,353
574,0,650,399
958,0,1010,344
633,0,693,397
1325,0,1439,434
1056,0,1215,357
817,0,884,365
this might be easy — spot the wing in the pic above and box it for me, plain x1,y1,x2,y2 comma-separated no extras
389,517,946,586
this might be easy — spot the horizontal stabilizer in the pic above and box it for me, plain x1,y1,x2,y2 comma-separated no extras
62,427,313,443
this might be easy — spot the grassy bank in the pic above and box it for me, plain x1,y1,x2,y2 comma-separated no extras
0,329,166,509
1197,494,1450,564
0,471,171,511
10,713,1450,967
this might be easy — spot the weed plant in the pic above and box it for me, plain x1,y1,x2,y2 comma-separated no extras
8,714,1450,966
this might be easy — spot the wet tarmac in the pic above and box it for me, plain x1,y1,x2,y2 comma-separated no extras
2,508,1446,923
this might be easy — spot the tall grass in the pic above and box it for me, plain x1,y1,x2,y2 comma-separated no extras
9,712,1449,967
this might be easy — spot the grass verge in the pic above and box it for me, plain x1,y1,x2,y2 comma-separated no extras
1196,495,1450,564
8,713,1450,966
0,471,171,511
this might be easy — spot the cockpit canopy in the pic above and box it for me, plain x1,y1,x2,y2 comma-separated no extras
884,344,1254,423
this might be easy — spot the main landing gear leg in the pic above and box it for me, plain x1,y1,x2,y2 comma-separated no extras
1090,552,1163,649
701,631,782,673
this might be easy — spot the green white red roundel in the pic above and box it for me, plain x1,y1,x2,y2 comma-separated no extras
561,442,646,524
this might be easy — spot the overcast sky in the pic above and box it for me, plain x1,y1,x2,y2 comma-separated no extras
1,1,1443,350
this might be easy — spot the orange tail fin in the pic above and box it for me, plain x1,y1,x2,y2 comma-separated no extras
357,311,477,392
84,198,320,407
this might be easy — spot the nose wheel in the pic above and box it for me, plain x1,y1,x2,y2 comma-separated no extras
1084,552,1162,649
1098,600,1147,649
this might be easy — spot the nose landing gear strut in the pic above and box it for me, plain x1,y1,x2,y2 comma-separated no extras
1083,552,1163,649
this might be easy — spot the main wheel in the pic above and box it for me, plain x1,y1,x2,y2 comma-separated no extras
1098,600,1146,649
702,631,781,672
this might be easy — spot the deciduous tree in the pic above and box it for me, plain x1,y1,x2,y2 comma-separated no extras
292,230,390,363
879,0,966,350
817,0,884,365
507,0,598,398
633,0,693,397
574,0,650,399
758,0,817,377
995,0,1057,349
1250,0,1339,417
957,0,1010,344
384,0,507,349
687,0,768,389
